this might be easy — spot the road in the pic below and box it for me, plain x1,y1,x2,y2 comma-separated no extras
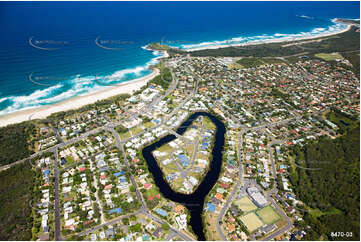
216,130,245,240
53,148,62,241
0,62,200,240
143,210,195,241
77,210,142,237
185,118,205,173
76,127,195,241
89,158,105,224
0,66,190,173
215,126,294,241
110,127,147,211
260,139,293,240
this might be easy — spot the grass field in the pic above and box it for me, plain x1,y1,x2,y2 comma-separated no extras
129,126,144,136
315,52,342,61
184,143,195,159
262,58,284,64
118,131,131,140
143,121,155,129
256,205,281,225
240,212,264,232
227,63,244,70
196,152,209,161
157,144,174,153
309,207,342,218
145,187,159,197
203,117,216,130
236,58,265,68
234,196,258,212
64,155,76,167
160,160,179,173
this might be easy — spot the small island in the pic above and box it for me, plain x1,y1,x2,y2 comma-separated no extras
152,115,217,194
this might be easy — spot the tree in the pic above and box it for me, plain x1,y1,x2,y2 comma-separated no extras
162,223,170,231
122,217,129,225
130,223,142,233
130,185,136,192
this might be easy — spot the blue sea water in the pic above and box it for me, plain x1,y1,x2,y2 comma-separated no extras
0,1,359,116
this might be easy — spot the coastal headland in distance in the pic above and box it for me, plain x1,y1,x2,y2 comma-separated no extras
0,19,357,128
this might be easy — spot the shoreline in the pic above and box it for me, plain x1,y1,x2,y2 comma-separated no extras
0,50,169,128
182,20,353,52
0,19,354,127
0,68,160,127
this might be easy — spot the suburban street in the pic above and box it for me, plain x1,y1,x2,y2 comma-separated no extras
53,148,62,241
216,130,245,240
0,59,301,241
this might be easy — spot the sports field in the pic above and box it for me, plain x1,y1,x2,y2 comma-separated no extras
256,205,281,224
315,52,342,61
240,212,264,232
234,196,258,212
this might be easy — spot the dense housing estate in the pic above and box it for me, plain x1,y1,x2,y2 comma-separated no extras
0,24,360,241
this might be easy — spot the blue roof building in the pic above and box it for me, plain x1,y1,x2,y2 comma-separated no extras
178,154,189,167
155,208,168,217
113,171,125,177
108,207,122,215
129,97,137,103
206,203,216,213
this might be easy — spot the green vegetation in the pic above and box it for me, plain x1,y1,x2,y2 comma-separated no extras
326,109,359,134
288,125,360,240
129,126,144,136
236,58,265,68
188,26,360,59
148,64,172,90
314,52,342,61
161,223,170,230
342,51,360,78
144,187,159,198
309,207,342,219
234,196,257,212
116,124,132,140
261,58,285,64
0,122,35,166
116,124,128,134
256,206,280,225
143,121,155,129
229,57,284,69
130,223,142,233
147,43,171,51
0,161,34,240
47,93,130,122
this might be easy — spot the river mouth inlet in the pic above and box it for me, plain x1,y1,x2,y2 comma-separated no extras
141,112,226,240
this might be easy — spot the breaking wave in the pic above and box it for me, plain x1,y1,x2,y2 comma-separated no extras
177,18,349,50
0,49,165,116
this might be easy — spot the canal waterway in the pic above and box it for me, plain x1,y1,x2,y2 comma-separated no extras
142,112,226,240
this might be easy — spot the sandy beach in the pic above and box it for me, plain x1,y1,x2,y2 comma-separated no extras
0,19,353,128
183,20,353,52
0,68,161,127
0,47,169,127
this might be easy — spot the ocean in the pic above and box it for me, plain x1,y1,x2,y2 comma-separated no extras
0,1,359,116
